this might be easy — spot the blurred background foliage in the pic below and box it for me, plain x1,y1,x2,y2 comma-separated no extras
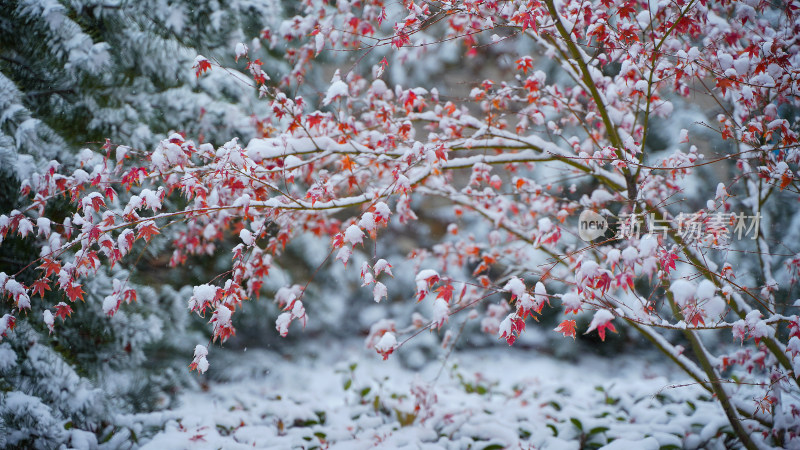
0,1,702,447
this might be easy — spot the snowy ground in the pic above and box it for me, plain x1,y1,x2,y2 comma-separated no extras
129,343,735,449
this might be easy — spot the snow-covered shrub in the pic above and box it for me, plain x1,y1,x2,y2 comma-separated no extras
0,0,293,445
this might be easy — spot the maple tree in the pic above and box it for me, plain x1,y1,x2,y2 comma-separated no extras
2,0,800,446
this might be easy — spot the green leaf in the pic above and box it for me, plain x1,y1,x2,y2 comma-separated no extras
99,428,116,444
570,418,583,431
343,379,352,390
216,424,234,436
482,444,505,450
394,408,417,427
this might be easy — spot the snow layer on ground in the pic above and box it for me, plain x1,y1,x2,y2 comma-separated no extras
135,343,732,449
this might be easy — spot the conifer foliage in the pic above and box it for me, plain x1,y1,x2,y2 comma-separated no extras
0,0,286,446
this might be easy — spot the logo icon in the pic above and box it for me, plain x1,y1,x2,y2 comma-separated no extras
578,210,608,242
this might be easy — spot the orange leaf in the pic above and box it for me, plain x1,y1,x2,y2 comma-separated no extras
54,302,73,320
341,155,355,172
136,223,160,242
31,279,51,298
780,173,792,190
436,284,455,303
123,289,137,304
554,320,577,339
39,259,61,279
65,283,84,302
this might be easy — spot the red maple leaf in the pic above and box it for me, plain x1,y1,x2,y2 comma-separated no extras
123,229,135,250
65,283,84,302
516,57,534,74
39,259,61,279
660,251,679,275
101,213,116,228
121,167,148,191
554,319,577,339
616,272,635,292
1,315,15,336
391,31,411,49
332,233,344,248
780,173,793,190
340,155,355,172
434,145,448,162
436,284,455,303
688,311,705,327
306,112,325,130
123,289,137,304
595,271,612,294
618,2,636,19
77,251,99,271
136,223,160,242
513,11,537,32
287,119,301,134
54,302,73,320
91,195,105,212
716,76,736,96
597,322,617,341
472,262,489,276
501,316,526,345
100,237,114,252
88,226,102,243
194,58,212,78
404,90,417,112
31,279,51,298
